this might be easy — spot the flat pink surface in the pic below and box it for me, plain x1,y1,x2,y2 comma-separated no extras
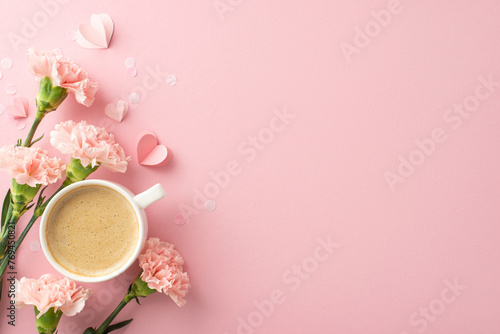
1,1,500,333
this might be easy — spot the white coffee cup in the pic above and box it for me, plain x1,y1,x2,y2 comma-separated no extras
39,180,165,283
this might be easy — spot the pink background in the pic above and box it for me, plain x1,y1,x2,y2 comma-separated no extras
1,0,500,333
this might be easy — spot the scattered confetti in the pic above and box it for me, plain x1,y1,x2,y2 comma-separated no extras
5,84,17,95
16,119,26,130
204,200,217,212
129,92,140,104
166,74,177,86
127,67,138,77
1,58,13,69
124,57,136,68
0,104,4,115
66,29,77,42
30,241,41,252
174,214,187,226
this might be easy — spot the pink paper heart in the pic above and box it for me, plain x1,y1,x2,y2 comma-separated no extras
105,100,128,122
76,14,114,49
6,97,29,119
137,131,173,167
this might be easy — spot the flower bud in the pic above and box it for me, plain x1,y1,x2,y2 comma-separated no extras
130,275,156,299
11,180,41,216
64,158,99,186
34,307,63,334
36,77,68,114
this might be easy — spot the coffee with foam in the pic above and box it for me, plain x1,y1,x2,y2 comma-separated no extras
46,185,139,277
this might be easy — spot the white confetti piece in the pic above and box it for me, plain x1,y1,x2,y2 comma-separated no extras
129,92,140,104
127,67,138,77
5,83,17,95
1,58,13,69
166,74,177,86
30,240,41,252
204,200,216,212
124,57,136,68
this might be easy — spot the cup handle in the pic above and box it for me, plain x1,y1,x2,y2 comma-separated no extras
133,184,166,209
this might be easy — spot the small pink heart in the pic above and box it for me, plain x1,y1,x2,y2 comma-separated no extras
76,14,114,49
6,97,29,119
105,100,128,122
137,131,173,167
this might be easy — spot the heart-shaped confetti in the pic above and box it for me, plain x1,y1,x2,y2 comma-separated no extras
105,100,128,122
76,14,114,49
137,131,173,167
6,97,29,119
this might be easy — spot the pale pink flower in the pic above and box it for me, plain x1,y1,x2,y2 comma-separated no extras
14,274,91,318
138,238,190,307
0,145,66,187
50,120,130,173
27,47,98,107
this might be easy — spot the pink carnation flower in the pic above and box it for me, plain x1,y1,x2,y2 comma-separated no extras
138,238,190,307
50,120,130,173
27,47,98,107
14,274,91,318
0,145,66,187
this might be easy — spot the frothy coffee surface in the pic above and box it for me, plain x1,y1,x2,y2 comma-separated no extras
46,185,139,277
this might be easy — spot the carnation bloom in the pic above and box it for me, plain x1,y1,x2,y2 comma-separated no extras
27,47,98,107
0,145,66,188
50,120,129,173
138,238,190,307
14,274,91,318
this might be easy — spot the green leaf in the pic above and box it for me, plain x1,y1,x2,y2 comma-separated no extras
102,319,133,334
1,190,11,227
29,133,45,147
82,328,97,334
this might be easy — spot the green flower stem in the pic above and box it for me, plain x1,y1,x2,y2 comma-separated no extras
95,292,135,334
23,111,45,148
93,275,156,334
35,307,63,334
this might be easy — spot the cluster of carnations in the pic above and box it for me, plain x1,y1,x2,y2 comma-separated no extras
0,49,189,334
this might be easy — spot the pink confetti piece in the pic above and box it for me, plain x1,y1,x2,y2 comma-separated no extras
175,214,187,226
124,57,136,68
127,67,138,77
129,92,140,104
204,200,217,212
16,119,26,130
66,29,77,42
166,74,177,86
1,58,12,69
5,84,17,95
30,241,41,252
